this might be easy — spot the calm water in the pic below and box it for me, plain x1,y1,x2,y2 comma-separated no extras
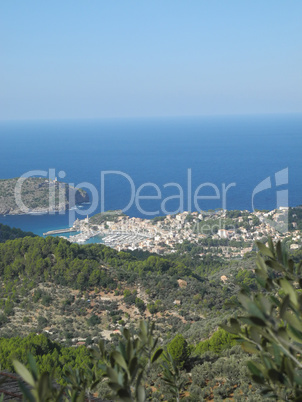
0,114,301,236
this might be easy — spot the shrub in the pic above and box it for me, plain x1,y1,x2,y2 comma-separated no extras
167,334,190,368
87,314,100,327
223,240,302,400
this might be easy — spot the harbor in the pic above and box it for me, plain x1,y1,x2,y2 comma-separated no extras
102,231,149,248
42,214,151,248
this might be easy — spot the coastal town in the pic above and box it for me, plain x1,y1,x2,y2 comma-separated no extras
51,207,301,259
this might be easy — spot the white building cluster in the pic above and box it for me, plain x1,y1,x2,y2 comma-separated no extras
63,207,301,259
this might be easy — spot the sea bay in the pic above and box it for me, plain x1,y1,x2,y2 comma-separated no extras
0,114,301,236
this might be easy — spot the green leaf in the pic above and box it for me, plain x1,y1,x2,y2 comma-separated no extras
75,390,85,402
258,295,272,315
137,385,146,402
256,254,268,273
262,356,273,370
266,259,285,272
247,361,264,377
129,357,139,378
112,351,129,374
220,323,240,335
280,294,290,319
294,372,302,386
249,316,267,326
107,367,119,383
251,374,265,385
238,293,266,320
256,242,275,259
151,337,158,352
256,276,267,288
13,360,35,387
38,372,50,399
98,340,105,355
283,310,302,332
284,357,294,385
270,295,281,307
139,321,147,336
108,382,122,392
279,279,298,307
277,327,290,343
268,369,284,384
268,238,275,255
18,381,35,402
136,369,144,391
272,343,282,366
151,348,163,363
250,327,261,344
119,341,127,360
117,388,132,401
288,259,294,274
123,328,130,341
241,341,259,354
287,325,302,344
27,353,38,381
276,241,283,262
260,387,275,395
230,317,241,331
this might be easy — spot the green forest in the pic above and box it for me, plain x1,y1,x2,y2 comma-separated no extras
0,223,302,400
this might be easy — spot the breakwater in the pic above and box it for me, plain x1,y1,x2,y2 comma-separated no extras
43,228,77,236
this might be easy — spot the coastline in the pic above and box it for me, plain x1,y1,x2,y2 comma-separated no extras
0,205,301,249
0,203,88,216
21,206,298,256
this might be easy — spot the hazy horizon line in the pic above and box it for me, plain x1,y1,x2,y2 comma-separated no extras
1,111,302,124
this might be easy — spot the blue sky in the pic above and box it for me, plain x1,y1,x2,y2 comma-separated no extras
0,1,301,120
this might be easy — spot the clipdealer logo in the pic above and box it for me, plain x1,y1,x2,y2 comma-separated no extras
252,168,289,234
14,167,289,233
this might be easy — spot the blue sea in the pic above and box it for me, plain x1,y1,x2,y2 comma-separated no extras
0,114,301,236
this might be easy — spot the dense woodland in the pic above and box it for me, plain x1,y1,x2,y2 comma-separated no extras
0,223,36,243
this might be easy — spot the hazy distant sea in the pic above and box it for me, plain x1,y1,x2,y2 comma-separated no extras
0,114,301,236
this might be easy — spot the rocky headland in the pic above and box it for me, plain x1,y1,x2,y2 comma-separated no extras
0,177,89,215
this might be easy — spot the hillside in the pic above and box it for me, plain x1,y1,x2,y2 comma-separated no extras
0,177,89,215
0,232,263,399
0,228,301,400
0,233,261,342
0,223,36,243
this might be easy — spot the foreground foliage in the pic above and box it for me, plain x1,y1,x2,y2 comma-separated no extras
223,239,302,400
8,321,167,402
93,320,163,401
